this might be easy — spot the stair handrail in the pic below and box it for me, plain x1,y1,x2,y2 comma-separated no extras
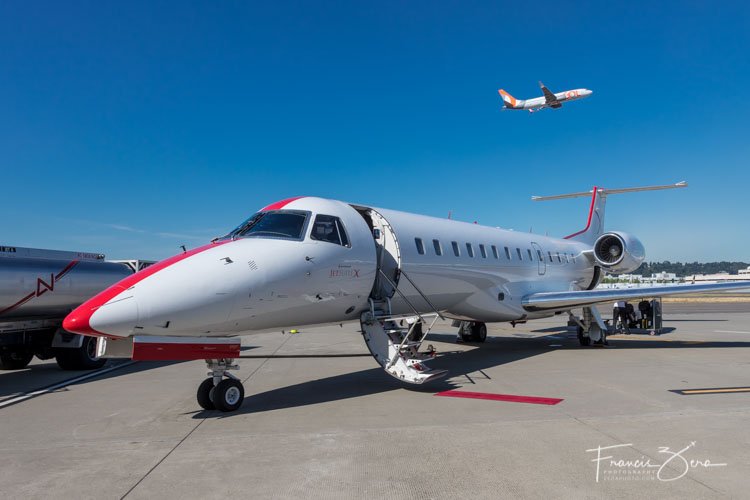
398,270,445,321
377,269,426,324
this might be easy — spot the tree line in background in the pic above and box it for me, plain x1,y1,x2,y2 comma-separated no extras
632,261,750,277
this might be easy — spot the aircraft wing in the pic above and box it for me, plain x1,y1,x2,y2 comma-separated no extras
539,81,557,104
521,282,750,312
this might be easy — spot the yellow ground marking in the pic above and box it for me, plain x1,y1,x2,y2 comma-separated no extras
607,335,705,344
662,296,750,303
682,388,750,394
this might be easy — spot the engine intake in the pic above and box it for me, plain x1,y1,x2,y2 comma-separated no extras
593,232,645,274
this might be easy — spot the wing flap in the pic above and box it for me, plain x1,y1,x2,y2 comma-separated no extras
522,282,750,312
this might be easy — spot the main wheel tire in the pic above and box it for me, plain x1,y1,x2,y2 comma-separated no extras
0,350,34,370
197,378,216,410
211,379,244,412
56,336,107,370
471,323,487,343
577,326,591,346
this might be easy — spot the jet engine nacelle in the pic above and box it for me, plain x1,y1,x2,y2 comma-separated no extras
592,232,645,274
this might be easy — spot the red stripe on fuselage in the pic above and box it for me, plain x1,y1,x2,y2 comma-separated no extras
62,241,232,337
260,197,306,211
564,186,598,240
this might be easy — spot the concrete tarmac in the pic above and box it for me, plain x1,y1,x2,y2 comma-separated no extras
2,306,750,499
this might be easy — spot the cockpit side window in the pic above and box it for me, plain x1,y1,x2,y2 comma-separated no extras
310,214,351,247
230,210,308,240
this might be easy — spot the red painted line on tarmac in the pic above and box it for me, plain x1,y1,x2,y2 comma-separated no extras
434,390,563,405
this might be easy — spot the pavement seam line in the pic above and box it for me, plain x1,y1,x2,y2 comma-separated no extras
120,418,206,500
120,335,294,498
0,361,137,409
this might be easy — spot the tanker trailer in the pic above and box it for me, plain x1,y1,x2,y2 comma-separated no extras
0,246,140,370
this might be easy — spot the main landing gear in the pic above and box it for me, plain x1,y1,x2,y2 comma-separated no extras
196,359,245,412
569,306,608,347
458,321,487,343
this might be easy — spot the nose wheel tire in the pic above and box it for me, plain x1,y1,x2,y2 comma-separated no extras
197,377,216,410
211,378,245,412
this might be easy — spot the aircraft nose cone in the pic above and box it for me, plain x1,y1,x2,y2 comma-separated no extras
90,296,139,337
64,295,138,338
63,306,95,336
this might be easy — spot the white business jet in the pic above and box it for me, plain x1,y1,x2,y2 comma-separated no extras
63,182,750,411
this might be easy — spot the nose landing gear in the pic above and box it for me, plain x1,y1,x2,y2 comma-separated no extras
196,358,245,412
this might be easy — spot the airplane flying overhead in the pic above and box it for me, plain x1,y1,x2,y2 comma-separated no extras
63,182,750,411
499,81,592,113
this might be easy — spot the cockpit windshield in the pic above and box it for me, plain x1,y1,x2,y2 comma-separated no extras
224,210,309,240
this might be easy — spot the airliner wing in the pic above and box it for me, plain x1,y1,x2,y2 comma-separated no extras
539,81,557,104
521,282,750,312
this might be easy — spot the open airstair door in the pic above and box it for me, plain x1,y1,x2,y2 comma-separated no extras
351,206,401,299
351,204,447,385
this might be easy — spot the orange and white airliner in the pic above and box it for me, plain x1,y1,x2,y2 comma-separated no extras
63,182,750,411
500,81,592,113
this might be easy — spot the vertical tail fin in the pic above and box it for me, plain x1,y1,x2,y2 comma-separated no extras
498,89,518,109
531,182,688,245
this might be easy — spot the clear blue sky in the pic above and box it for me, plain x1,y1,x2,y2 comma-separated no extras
2,1,748,262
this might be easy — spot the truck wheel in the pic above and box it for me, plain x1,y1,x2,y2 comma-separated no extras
56,336,106,370
0,350,34,370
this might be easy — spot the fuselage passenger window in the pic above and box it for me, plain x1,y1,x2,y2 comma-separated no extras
504,246,511,259
491,245,499,259
548,251,554,263
537,250,544,261
572,254,576,263
516,248,523,260
310,214,350,247
479,244,487,258
557,253,562,263
415,238,425,255
565,253,569,263
452,241,460,257
527,249,534,261
466,243,474,258
433,239,442,256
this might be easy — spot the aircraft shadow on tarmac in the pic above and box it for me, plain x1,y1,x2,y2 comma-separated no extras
0,345,263,400
197,331,750,419
0,360,186,400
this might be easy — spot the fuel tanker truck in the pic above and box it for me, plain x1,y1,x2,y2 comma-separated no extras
0,246,152,370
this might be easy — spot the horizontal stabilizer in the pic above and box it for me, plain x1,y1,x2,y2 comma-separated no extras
532,181,687,201
522,281,750,312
